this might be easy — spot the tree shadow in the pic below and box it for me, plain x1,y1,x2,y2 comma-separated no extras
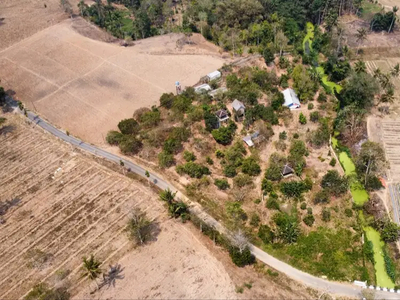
0,125,16,136
100,264,125,289
0,198,21,216
146,221,161,243
2,90,18,113
0,18,4,26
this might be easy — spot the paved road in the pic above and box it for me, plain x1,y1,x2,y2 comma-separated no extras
24,110,400,299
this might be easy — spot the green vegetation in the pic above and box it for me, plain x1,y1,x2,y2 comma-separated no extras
214,178,230,190
24,283,70,300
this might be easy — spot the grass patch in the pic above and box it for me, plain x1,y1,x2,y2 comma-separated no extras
316,67,343,93
263,227,364,281
303,22,314,53
360,1,382,20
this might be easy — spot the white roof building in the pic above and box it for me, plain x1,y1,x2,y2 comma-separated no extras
209,87,228,98
232,99,245,112
194,84,212,94
282,88,301,109
207,70,222,81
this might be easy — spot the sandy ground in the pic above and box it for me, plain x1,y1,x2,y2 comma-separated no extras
0,17,228,146
0,113,237,299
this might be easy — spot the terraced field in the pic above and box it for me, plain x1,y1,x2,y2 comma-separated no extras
0,114,237,299
366,59,400,100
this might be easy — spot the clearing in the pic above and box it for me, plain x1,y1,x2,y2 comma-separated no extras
0,17,228,146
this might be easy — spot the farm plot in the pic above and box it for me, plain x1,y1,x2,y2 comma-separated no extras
0,18,227,145
0,114,236,299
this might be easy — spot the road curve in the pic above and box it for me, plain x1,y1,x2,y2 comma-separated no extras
23,110,400,299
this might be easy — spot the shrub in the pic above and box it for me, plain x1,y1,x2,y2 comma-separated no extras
279,131,287,140
183,150,196,162
308,103,314,110
344,208,353,217
317,91,327,102
106,130,124,145
212,127,234,145
169,127,191,143
168,200,190,221
280,180,311,199
119,136,142,155
365,175,384,191
263,47,274,65
250,213,261,227
321,170,348,196
322,208,331,222
299,113,307,124
383,247,396,283
258,225,275,244
241,157,261,176
176,162,210,178
140,109,161,128
206,156,214,165
229,246,255,267
204,111,219,131
363,239,375,264
313,189,330,204
307,207,313,215
226,201,247,221
293,133,299,139
118,118,140,135
266,197,280,210
224,165,237,178
24,283,70,300
310,111,320,123
271,92,285,110
215,150,225,158
329,158,337,167
214,178,230,190
158,151,175,168
163,138,182,154
300,202,307,210
234,174,253,187
303,214,315,227
159,92,175,108
172,95,192,113
261,179,273,194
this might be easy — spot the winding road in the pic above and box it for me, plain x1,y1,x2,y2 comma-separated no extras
23,110,400,299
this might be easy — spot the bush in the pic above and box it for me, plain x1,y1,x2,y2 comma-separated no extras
250,213,261,227
258,225,275,244
280,181,311,199
293,133,299,139
307,207,313,215
212,127,234,145
303,214,315,227
299,113,307,124
168,200,190,221
381,222,400,243
159,92,175,108
140,109,161,128
266,197,280,210
215,150,225,158
204,111,219,131
263,47,275,65
234,174,253,188
271,92,285,110
176,162,210,178
344,208,353,217
261,179,273,194
169,127,191,143
383,247,396,283
308,103,314,110
321,170,348,196
322,208,331,222
365,175,384,191
363,239,375,264
25,283,70,300
313,189,330,204
300,202,307,210
317,91,327,102
206,156,214,165
241,157,261,176
106,130,124,145
158,151,175,168
229,246,255,267
163,138,182,154
226,201,247,221
310,111,320,123
119,136,142,154
183,150,196,162
279,131,287,140
329,158,336,167
214,178,230,190
118,118,140,135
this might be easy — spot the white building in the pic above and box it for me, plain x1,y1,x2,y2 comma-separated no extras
282,88,301,109
194,84,212,94
207,70,222,81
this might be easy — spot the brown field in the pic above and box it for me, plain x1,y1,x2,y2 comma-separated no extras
0,113,238,299
0,17,227,145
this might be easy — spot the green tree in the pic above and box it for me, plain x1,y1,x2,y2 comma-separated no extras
354,60,367,74
229,246,255,267
356,141,386,187
159,188,176,204
119,136,142,154
106,130,124,145
321,170,348,197
292,65,316,101
127,208,153,244
118,118,140,135
214,178,230,190
159,93,175,108
183,150,196,162
212,127,234,145
381,221,400,242
158,151,175,168
133,10,151,39
258,225,275,244
340,73,379,109
241,157,261,176
299,112,307,124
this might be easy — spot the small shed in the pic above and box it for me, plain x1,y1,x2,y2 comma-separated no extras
232,99,245,116
282,88,301,109
207,70,222,81
215,109,229,127
243,135,254,147
209,87,228,98
195,84,212,94
282,164,294,177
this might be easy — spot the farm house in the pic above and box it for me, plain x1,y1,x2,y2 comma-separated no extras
207,70,222,81
282,88,301,109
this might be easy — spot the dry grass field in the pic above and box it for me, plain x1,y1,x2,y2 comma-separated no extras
0,113,239,299
0,17,227,146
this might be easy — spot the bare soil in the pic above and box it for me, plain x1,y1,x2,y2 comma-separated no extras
0,17,228,146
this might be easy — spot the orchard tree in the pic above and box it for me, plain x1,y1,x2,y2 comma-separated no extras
356,141,386,186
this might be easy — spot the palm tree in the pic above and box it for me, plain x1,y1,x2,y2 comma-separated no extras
81,255,102,290
373,67,382,79
309,68,321,84
391,63,400,78
78,0,87,16
354,60,367,74
355,28,368,55
380,88,395,104
388,6,398,33
159,188,176,204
